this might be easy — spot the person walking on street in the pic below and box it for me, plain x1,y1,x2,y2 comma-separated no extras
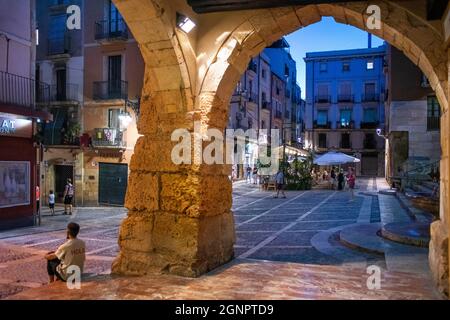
246,166,252,183
347,168,356,201
36,185,40,214
252,166,258,185
274,169,286,199
337,169,345,190
63,179,74,215
330,168,336,190
48,190,55,216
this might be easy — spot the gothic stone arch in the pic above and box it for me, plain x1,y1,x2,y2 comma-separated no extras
112,0,449,294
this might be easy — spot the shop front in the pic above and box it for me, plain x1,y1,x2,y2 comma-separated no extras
0,113,37,230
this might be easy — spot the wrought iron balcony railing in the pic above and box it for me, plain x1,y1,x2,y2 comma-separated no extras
338,94,354,103
0,71,50,109
50,84,79,102
48,35,71,56
337,120,354,129
95,19,129,41
93,80,128,100
315,95,331,103
313,120,331,129
360,121,379,129
362,93,380,102
91,128,126,148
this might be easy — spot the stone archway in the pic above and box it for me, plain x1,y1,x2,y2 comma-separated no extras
196,1,449,293
111,0,449,293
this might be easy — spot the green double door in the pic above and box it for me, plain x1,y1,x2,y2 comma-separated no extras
98,163,128,206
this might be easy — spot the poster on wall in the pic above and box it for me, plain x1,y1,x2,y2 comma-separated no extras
0,161,30,208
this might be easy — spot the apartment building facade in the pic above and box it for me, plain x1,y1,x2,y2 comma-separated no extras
384,45,441,181
36,0,143,207
228,38,304,179
0,0,51,229
36,0,84,206
304,45,386,176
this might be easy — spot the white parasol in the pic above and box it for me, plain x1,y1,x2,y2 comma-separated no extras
313,151,361,166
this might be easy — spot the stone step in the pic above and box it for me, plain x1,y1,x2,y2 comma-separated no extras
421,181,439,191
412,183,435,196
380,222,430,248
338,223,387,255
378,189,397,196
396,192,434,223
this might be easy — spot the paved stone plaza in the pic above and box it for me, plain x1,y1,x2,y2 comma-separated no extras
0,178,442,299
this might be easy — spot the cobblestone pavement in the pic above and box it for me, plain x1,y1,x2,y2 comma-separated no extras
1,178,441,299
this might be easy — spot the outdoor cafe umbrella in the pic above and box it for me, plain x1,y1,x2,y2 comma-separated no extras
313,151,361,166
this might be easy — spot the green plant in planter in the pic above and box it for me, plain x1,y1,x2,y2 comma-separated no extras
285,152,314,190
64,123,81,145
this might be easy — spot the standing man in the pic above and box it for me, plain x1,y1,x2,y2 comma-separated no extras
45,222,86,283
63,178,74,215
274,169,286,199
347,168,356,201
246,166,252,183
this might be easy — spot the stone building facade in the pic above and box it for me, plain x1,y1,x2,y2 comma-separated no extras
385,45,441,181
228,39,304,179
36,0,143,207
304,46,387,176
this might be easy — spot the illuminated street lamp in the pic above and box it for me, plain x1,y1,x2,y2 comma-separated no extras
119,109,132,128
176,13,196,33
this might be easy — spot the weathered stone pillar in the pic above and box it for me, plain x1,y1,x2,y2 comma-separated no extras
428,49,450,298
112,97,235,277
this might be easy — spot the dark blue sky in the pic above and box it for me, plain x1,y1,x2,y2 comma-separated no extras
285,17,384,98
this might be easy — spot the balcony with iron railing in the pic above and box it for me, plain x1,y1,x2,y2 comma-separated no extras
93,80,128,100
337,120,354,129
0,71,50,109
362,93,380,103
338,94,354,103
95,19,129,42
360,121,380,129
313,120,331,129
315,95,331,104
50,84,80,103
48,34,71,56
91,128,126,149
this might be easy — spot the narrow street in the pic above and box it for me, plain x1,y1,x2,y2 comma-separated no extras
0,178,441,300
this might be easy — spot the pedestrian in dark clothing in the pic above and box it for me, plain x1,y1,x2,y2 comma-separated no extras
338,169,345,190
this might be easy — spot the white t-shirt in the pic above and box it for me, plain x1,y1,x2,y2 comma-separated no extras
55,238,86,280
48,194,55,204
